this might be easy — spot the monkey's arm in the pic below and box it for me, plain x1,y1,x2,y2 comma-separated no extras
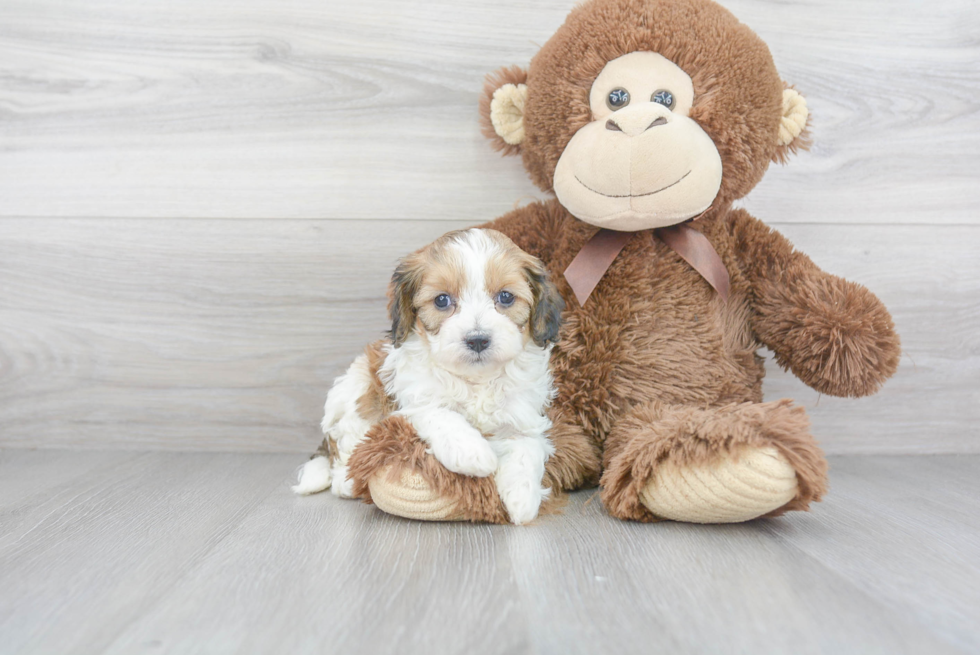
731,209,900,398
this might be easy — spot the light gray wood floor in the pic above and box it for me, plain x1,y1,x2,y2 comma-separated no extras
1,450,977,654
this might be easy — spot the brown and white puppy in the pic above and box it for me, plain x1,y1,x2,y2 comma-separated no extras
294,228,564,524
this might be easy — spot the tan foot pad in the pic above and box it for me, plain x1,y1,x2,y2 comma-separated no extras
368,466,463,522
639,446,798,523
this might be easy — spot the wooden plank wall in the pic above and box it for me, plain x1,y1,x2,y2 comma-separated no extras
1,0,977,454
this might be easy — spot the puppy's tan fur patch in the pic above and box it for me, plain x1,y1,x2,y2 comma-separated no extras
414,256,465,335
391,229,559,346
355,340,398,423
484,240,535,333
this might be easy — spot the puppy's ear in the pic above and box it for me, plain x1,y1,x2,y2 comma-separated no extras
479,65,528,156
388,256,422,347
524,257,565,347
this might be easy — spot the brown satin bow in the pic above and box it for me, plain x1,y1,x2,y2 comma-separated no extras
563,223,731,306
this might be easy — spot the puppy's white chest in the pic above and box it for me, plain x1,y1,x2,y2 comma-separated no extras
457,389,507,435
382,335,553,439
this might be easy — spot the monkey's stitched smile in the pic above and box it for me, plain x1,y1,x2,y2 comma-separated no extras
574,170,691,198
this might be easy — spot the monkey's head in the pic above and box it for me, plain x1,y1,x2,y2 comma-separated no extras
480,0,810,231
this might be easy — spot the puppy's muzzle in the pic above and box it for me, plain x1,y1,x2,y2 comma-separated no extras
464,332,491,354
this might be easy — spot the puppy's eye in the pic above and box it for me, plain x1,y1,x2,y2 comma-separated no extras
652,89,674,110
496,291,515,306
433,294,452,309
607,88,630,110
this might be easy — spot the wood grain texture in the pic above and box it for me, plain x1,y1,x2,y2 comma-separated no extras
0,219,976,454
0,451,976,654
0,451,298,655
0,218,464,452
0,0,977,222
762,456,980,653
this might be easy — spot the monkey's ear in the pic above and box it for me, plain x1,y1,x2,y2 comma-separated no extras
773,86,812,164
524,257,565,347
479,65,529,156
387,257,421,347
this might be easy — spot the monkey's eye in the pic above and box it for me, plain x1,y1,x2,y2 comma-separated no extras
607,88,630,110
434,294,452,309
652,89,674,110
496,291,515,306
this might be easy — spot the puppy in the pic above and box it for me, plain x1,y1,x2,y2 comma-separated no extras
293,228,565,525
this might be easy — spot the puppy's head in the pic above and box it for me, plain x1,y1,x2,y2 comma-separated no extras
388,229,564,374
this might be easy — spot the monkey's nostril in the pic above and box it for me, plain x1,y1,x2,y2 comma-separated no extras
646,117,668,130
605,119,622,132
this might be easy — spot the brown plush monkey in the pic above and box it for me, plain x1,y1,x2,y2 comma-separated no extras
346,0,901,523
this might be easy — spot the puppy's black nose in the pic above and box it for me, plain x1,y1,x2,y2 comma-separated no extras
465,333,491,353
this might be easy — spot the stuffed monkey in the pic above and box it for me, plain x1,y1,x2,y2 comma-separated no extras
345,0,900,523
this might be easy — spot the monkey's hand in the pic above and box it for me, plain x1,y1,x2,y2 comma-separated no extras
754,271,901,397
735,211,901,398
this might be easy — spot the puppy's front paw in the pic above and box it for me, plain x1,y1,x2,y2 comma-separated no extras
330,463,355,498
498,479,548,525
430,436,498,478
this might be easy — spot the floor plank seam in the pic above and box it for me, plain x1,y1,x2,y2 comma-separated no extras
758,520,971,654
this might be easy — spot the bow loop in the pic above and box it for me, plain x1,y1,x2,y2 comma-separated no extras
563,225,730,306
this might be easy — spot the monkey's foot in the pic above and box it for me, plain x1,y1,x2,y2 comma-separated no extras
639,445,799,523
368,466,463,521
347,415,511,524
601,400,827,522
